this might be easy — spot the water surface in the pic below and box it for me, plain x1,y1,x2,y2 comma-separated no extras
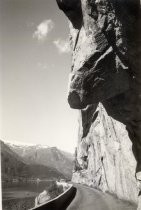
2,180,53,210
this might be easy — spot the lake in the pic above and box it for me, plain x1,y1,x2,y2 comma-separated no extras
2,180,55,210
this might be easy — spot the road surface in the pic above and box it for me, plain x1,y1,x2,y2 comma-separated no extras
66,184,137,210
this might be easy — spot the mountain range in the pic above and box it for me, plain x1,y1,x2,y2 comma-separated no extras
1,140,74,181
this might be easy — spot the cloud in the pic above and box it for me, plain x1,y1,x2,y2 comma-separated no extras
37,62,48,70
53,39,71,54
33,19,54,41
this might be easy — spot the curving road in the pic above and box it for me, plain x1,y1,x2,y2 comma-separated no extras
66,184,137,210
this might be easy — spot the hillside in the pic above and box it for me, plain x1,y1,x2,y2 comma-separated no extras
1,140,28,181
7,143,74,179
1,141,66,181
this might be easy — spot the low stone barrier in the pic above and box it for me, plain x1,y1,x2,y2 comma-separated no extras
29,184,76,210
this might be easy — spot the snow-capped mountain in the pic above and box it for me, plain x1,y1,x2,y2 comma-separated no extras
1,140,66,181
7,142,74,179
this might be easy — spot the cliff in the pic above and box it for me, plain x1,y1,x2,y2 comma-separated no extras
56,0,141,206
72,104,138,203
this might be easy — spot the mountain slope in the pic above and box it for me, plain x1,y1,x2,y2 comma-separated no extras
1,141,66,181
1,140,28,181
7,143,74,179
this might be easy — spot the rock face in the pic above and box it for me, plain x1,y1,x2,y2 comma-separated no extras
56,0,141,205
72,104,138,203
35,181,64,206
57,0,140,109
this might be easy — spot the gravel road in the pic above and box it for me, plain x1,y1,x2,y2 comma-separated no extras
66,184,137,210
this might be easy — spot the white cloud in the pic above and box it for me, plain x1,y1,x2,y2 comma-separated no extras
37,62,48,70
53,39,71,54
33,19,54,41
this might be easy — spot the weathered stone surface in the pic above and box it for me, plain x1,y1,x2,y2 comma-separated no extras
57,0,140,109
72,103,138,203
35,190,51,206
35,181,64,206
57,0,141,207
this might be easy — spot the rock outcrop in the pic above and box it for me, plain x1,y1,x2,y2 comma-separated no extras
56,0,141,206
72,104,138,203
35,181,64,207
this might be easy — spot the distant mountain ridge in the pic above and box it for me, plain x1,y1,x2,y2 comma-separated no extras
6,142,74,179
1,140,73,181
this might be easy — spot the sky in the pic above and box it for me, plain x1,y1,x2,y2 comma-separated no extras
1,0,79,153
